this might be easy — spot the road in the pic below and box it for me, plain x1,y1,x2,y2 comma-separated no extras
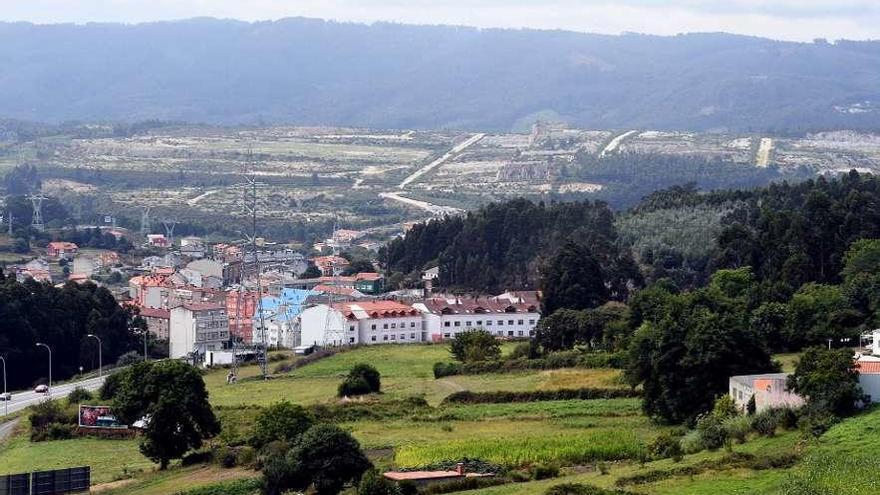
1,375,107,416
599,130,637,157
756,137,774,167
398,133,485,188
379,192,464,216
0,418,20,443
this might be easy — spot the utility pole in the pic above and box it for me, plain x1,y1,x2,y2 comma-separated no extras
87,334,102,377
162,219,177,246
36,343,52,396
1,356,7,416
140,207,151,237
27,194,46,231
241,146,268,378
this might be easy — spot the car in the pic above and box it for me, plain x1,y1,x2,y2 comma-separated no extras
0,392,11,401
34,384,48,394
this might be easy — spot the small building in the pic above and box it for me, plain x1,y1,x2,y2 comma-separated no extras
46,241,79,259
298,300,423,347
169,302,230,360
187,258,242,286
311,255,350,277
413,293,541,341
729,373,805,413
146,234,170,248
856,357,880,403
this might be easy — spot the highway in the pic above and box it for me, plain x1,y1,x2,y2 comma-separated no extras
1,375,108,416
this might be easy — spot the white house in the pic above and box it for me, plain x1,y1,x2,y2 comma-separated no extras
412,293,541,342
729,374,805,413
298,301,424,347
857,356,880,403
169,302,230,360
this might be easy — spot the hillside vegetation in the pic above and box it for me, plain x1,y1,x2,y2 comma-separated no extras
1,19,879,131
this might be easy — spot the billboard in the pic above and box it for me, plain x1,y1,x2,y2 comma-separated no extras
78,405,122,428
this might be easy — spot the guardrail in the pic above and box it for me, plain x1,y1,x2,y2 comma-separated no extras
0,467,89,495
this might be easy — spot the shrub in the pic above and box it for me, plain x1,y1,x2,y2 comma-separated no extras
695,414,727,450
545,483,636,495
509,341,535,360
116,351,142,367
236,446,256,467
67,387,93,405
679,430,703,455
350,363,381,392
173,478,262,495
648,433,683,461
773,407,800,430
798,410,838,437
46,422,75,441
181,450,214,466
450,329,501,363
99,371,123,400
722,415,752,444
250,401,313,448
752,410,779,437
433,362,460,379
529,462,560,480
746,394,756,415
711,395,738,421
29,400,76,441
217,446,237,468
357,469,402,495
339,376,373,397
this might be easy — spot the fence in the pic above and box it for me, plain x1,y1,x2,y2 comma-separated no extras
0,467,89,495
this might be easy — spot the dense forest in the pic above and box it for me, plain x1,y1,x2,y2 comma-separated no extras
0,273,142,389
1,19,880,131
381,198,642,295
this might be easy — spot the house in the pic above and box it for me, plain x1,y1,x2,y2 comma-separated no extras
383,464,493,487
129,273,173,308
412,294,541,342
139,307,171,340
180,236,206,258
67,272,90,284
100,251,121,266
313,284,368,299
856,356,880,403
299,301,424,347
729,374,805,413
186,258,242,286
46,241,78,259
311,255,350,276
226,289,259,344
212,243,243,263
146,234,170,248
256,288,319,348
169,302,230,360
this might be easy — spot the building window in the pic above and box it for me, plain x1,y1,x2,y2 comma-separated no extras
476,320,482,326
466,321,472,327
383,323,389,329
518,320,524,325
443,333,451,338
529,330,535,336
349,326,355,332
410,322,416,328
390,334,396,340
497,320,503,326
371,324,377,330
508,331,514,337
383,335,388,341
410,333,416,339
444,321,451,327
508,320,514,325
349,337,355,343
486,320,492,326
518,330,524,336
391,323,397,329
400,334,405,340
453,321,461,327
496,331,503,336
371,335,377,342
528,319,535,325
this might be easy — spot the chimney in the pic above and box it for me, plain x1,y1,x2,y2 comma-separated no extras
456,463,464,476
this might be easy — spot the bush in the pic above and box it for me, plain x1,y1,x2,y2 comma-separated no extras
752,410,779,437
529,462,560,480
236,446,256,467
509,342,534,360
98,371,123,400
773,407,800,430
181,450,214,466
173,478,262,495
338,376,373,397
798,411,839,437
648,433,683,461
441,387,640,405
695,414,727,450
711,395,738,421
544,483,636,495
433,362,461,378
116,351,142,367
217,446,237,468
722,415,752,444
339,364,381,397
357,469,401,495
29,400,75,441
250,401,313,448
450,329,501,363
67,386,93,405
46,422,75,441
679,430,703,455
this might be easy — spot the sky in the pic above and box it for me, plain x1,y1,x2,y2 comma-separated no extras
0,0,878,42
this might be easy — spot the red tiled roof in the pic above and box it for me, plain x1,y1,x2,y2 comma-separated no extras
180,302,225,311
419,296,539,315
334,301,419,319
139,307,171,319
383,471,493,481
314,284,361,296
47,241,78,250
857,361,880,374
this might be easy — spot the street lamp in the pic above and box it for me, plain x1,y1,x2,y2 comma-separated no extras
36,342,52,396
0,356,7,416
86,334,103,377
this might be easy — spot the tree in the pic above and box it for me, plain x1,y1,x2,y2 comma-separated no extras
357,469,401,495
251,401,313,448
343,258,375,276
114,360,220,469
534,309,584,352
540,241,609,316
302,263,322,279
787,347,866,417
263,424,372,495
449,329,501,363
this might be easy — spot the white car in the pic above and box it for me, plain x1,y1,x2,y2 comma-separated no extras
0,392,11,401
34,384,49,394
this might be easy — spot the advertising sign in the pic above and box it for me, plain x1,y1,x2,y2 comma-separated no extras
78,405,119,428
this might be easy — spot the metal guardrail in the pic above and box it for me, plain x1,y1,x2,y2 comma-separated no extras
0,467,89,495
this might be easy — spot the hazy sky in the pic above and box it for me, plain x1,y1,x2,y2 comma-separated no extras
1,0,878,42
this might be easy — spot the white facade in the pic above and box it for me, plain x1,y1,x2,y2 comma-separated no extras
169,304,230,359
412,295,541,342
298,302,425,347
873,330,880,355
299,304,348,347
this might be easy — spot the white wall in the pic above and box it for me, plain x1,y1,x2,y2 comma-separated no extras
431,312,539,340
357,315,424,345
169,307,195,359
860,374,880,403
873,330,880,355
299,305,348,347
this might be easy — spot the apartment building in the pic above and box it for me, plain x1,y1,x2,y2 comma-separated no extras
169,302,230,359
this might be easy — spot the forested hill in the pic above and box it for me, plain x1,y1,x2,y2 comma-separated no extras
1,18,880,131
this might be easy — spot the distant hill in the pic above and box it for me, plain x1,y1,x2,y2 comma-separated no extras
1,18,879,131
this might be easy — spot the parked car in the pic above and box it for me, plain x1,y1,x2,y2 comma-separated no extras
0,392,11,401
34,384,48,394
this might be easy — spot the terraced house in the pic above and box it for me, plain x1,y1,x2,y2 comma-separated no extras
413,291,541,341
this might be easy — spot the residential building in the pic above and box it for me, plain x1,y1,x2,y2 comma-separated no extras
311,255,350,276
180,236,206,258
146,234,170,248
226,289,258,343
169,302,230,360
46,241,78,259
186,258,242,285
299,300,423,347
412,294,541,341
257,288,321,348
873,330,880,355
857,356,880,403
729,374,805,413
139,307,171,340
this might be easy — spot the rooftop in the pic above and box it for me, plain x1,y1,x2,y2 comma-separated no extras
730,373,790,387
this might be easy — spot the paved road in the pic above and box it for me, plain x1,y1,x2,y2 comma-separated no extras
379,192,464,217
398,133,485,188
1,375,107,417
599,130,637,157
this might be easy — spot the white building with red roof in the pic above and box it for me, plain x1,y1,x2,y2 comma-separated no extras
46,241,78,259
412,293,541,342
299,300,424,347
